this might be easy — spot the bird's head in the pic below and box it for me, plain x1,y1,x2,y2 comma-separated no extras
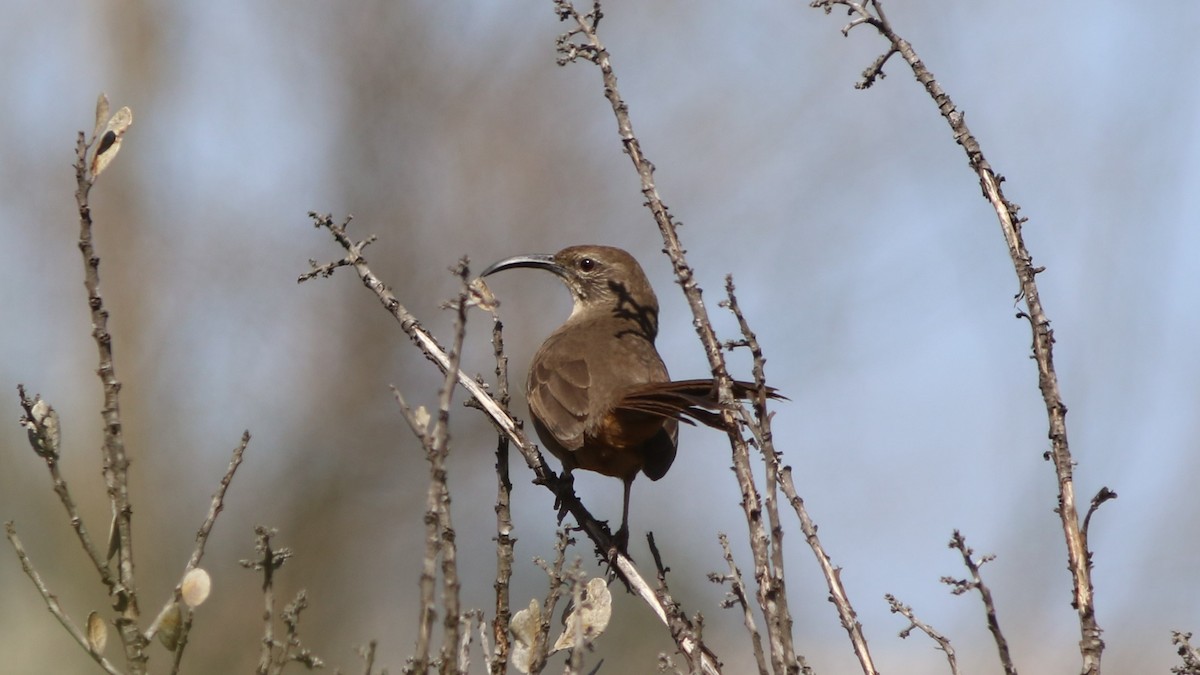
481,245,659,338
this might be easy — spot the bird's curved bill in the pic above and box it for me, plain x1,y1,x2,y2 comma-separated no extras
480,253,567,278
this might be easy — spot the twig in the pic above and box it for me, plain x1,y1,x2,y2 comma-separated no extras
5,522,125,675
885,594,958,675
720,280,795,672
75,119,146,671
1172,631,1200,675
723,281,850,675
647,533,717,674
241,527,319,675
434,264,471,670
396,383,439,673
942,531,1016,675
709,534,768,675
187,431,251,570
530,530,573,674
396,263,472,674
488,315,516,675
16,385,117,592
458,610,482,675
360,640,379,675
1082,487,1117,543
562,562,588,675
280,591,324,671
149,431,250,672
167,607,196,675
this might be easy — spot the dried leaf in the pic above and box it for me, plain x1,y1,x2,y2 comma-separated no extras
90,106,133,179
93,93,110,141
552,577,612,652
467,276,499,311
181,568,211,608
86,611,108,654
413,406,431,433
22,396,60,459
155,602,183,651
509,598,543,674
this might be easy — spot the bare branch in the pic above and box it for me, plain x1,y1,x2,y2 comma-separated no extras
488,315,516,675
435,263,472,670
942,531,1016,675
723,280,853,675
5,522,125,675
74,115,147,671
240,527,319,675
16,385,117,592
1082,487,1117,542
1172,631,1200,675
148,431,250,667
708,534,768,675
646,533,719,674
885,594,958,675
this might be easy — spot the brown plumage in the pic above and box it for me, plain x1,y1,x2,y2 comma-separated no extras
482,245,777,546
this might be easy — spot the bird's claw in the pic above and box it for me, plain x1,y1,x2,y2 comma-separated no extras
553,471,576,523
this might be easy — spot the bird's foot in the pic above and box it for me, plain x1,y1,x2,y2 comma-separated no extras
610,524,630,560
553,471,576,524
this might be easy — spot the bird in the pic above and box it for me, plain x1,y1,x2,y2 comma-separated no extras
481,244,777,548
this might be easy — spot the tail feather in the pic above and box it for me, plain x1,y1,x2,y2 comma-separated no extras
615,379,783,429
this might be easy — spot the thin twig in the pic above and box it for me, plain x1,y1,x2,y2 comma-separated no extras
531,530,573,674
709,534,768,675
17,385,117,592
1172,631,1200,675
359,640,379,675
187,431,251,570
75,123,146,671
942,531,1016,675
397,383,439,673
647,533,717,674
488,315,516,675
241,527,314,675
1082,487,1117,542
280,591,323,670
723,281,843,675
153,431,250,673
885,594,959,675
5,522,125,675
397,263,471,674
435,263,472,671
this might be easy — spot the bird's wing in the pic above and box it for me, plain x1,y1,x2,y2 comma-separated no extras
528,355,591,451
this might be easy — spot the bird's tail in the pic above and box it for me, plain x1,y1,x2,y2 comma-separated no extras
615,379,783,428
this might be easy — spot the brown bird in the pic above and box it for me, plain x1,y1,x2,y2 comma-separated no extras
481,245,775,547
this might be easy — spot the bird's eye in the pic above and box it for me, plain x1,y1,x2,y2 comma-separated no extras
579,257,595,272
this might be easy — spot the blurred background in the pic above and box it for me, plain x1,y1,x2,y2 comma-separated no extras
2,1,1197,673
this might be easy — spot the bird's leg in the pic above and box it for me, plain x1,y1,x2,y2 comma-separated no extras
613,477,633,555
